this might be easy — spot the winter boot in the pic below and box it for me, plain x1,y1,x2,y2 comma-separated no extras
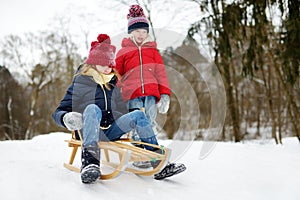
150,148,186,180
132,160,152,169
154,162,186,180
80,146,101,184
131,143,152,169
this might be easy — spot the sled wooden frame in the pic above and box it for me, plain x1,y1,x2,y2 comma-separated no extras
64,131,171,180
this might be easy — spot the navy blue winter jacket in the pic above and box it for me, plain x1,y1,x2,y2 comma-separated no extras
52,69,127,129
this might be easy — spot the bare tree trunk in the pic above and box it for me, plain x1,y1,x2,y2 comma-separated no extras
7,97,14,140
259,65,278,144
25,89,38,140
223,64,241,142
230,60,241,139
268,67,278,144
25,65,53,139
277,79,283,144
274,65,300,143
255,93,262,138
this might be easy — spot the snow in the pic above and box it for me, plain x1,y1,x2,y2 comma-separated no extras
0,132,299,200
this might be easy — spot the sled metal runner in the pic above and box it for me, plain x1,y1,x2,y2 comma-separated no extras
63,131,171,180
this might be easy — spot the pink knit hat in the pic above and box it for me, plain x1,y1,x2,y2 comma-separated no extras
86,34,116,67
127,5,149,33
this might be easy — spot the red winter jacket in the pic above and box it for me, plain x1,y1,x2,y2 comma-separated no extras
115,36,170,102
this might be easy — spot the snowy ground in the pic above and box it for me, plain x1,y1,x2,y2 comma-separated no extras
0,132,299,200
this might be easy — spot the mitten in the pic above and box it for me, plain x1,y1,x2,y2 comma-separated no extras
63,112,83,131
157,94,170,114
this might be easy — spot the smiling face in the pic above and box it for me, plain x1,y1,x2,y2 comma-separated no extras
95,65,112,75
131,29,148,45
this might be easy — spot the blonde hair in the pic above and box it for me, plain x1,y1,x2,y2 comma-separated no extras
76,64,118,90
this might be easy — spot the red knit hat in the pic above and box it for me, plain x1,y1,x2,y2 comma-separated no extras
86,34,116,67
127,5,149,33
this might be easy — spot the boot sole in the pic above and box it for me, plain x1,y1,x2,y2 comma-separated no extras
154,164,186,180
81,165,101,184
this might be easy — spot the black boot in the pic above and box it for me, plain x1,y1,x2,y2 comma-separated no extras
81,146,101,184
154,163,186,180
151,148,186,180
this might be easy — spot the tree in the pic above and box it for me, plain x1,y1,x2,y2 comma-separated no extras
0,29,82,139
0,65,27,140
188,0,300,143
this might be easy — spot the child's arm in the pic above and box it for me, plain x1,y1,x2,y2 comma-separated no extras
52,84,74,128
154,50,171,96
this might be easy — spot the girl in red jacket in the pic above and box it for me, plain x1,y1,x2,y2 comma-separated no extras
116,5,170,136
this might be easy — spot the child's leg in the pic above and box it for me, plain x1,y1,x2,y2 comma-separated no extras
82,104,102,147
127,97,143,112
81,104,102,183
144,96,158,129
127,97,144,141
104,110,158,150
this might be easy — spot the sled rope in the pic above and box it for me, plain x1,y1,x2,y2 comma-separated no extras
150,145,165,162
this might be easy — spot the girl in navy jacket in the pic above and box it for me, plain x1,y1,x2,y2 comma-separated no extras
52,34,185,184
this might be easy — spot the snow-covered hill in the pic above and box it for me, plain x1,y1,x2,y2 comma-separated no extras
0,132,299,200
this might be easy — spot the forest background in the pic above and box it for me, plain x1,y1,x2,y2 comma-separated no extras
0,0,299,144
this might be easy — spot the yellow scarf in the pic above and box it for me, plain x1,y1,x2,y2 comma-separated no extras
82,68,114,89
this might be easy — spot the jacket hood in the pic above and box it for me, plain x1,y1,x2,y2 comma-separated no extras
121,35,157,48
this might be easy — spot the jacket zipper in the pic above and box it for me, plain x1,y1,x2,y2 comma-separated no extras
102,87,108,110
138,46,145,94
100,85,111,129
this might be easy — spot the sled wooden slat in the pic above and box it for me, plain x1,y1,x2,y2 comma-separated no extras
63,131,170,180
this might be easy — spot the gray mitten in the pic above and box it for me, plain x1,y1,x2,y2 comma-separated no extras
157,94,170,114
63,112,83,131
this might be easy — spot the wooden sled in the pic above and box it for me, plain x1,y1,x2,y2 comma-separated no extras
63,131,171,180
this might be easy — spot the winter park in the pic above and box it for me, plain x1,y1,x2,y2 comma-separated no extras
0,0,300,200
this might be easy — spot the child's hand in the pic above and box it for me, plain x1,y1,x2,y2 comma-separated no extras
63,112,83,131
157,95,170,114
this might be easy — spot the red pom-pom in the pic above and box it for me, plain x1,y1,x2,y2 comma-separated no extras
90,41,98,47
89,41,99,51
97,34,111,44
127,5,146,19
